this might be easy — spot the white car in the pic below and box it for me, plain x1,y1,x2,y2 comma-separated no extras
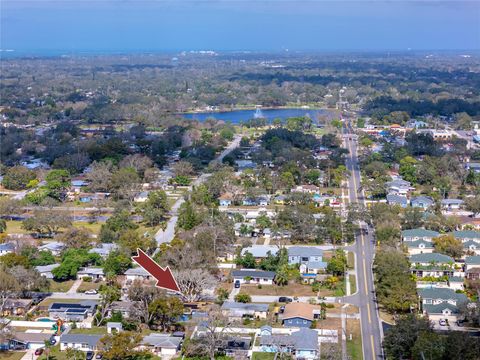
85,289,98,295
439,319,447,326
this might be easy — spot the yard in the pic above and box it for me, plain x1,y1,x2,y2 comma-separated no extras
5,220,103,235
240,283,317,297
38,297,85,308
69,327,108,335
0,352,26,360
349,275,357,294
48,280,75,293
77,280,106,293
251,352,275,360
346,319,363,360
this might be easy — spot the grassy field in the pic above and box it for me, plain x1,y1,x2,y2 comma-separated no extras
346,319,363,360
0,352,26,360
241,283,318,297
251,352,275,360
349,274,357,294
5,220,103,235
78,280,106,293
347,251,355,269
48,280,75,293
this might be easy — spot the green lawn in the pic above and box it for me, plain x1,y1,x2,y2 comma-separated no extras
251,353,276,360
72,221,104,234
69,327,107,335
347,251,355,269
347,337,363,360
77,280,106,293
349,274,357,294
5,220,28,234
0,352,26,360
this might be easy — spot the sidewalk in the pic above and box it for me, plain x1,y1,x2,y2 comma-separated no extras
67,279,82,294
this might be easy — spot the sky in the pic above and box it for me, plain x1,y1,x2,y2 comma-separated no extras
1,1,479,54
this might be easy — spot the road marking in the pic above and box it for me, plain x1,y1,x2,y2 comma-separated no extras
363,259,368,296
367,302,372,323
371,335,376,359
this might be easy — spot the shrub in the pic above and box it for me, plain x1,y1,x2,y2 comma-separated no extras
82,276,92,282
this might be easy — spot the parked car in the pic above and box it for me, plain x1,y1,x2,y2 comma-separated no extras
234,280,240,289
35,348,44,356
86,351,94,360
439,319,447,326
456,319,465,327
95,353,103,359
85,289,98,295
278,297,293,303
49,337,56,345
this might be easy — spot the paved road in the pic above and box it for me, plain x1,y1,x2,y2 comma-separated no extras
154,135,242,246
249,295,338,303
342,121,384,359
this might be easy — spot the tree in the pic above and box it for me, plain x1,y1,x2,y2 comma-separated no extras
0,198,20,220
45,169,71,200
411,331,445,360
177,200,202,231
173,268,216,302
433,234,464,259
234,293,251,303
118,229,155,255
103,251,132,276
0,253,29,268
375,225,401,248
86,160,115,192
58,227,93,249
22,210,71,235
0,269,19,314
275,265,290,286
326,250,347,276
235,251,256,269
171,160,195,177
256,213,272,230
195,305,231,360
148,295,184,330
99,331,151,360
399,156,417,183
0,220,5,233
110,167,141,201
1,166,36,190
119,154,153,178
383,314,431,360
465,196,480,217
128,281,163,325
136,190,169,227
95,286,121,326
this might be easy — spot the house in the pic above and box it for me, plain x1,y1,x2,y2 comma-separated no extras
134,191,149,203
107,322,123,334
466,267,480,281
257,196,270,206
292,185,320,194
288,246,327,274
2,299,33,316
465,162,480,174
259,328,319,360
411,196,434,210
219,193,233,207
463,240,480,255
60,334,103,352
235,160,256,170
35,264,60,279
77,267,105,281
453,230,480,243
124,267,152,282
231,269,276,285
38,242,65,255
9,332,52,350
409,253,458,278
402,229,439,242
138,333,182,359
465,256,480,271
48,301,97,321
385,179,414,195
220,337,251,358
0,243,15,256
405,240,434,255
89,243,119,259
221,301,268,321
273,195,287,205
242,198,258,206
447,276,464,291
240,245,279,260
108,301,134,318
418,287,468,322
281,303,320,328
441,199,464,211
312,194,338,207
386,194,408,208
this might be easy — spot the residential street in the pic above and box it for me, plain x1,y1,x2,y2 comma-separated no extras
343,120,384,359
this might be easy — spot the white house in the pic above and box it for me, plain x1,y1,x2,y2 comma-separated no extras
35,264,60,279
38,242,65,256
232,269,276,285
0,243,15,256
60,334,102,352
124,267,152,282
77,267,105,281
138,333,182,359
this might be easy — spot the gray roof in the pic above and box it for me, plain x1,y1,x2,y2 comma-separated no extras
34,264,60,273
307,260,328,270
0,243,15,252
405,240,434,249
38,242,64,251
89,243,118,256
466,256,480,265
418,288,468,303
78,267,104,276
141,334,182,349
386,194,408,205
453,231,480,240
423,302,460,314
411,196,434,207
441,199,464,205
288,246,323,257
12,332,52,344
386,179,411,187
241,245,279,258
221,301,269,312
60,334,102,348
402,229,440,238
260,328,318,351
463,240,479,249
410,253,454,263
125,267,150,276
232,270,276,279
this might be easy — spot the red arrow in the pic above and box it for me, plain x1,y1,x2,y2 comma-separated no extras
131,249,181,293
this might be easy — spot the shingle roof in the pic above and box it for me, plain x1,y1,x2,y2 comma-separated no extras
410,253,454,263
34,264,60,273
241,245,279,258
454,231,480,240
465,256,480,265
282,303,318,321
441,199,464,205
405,240,434,249
386,194,408,205
411,196,434,206
260,328,318,351
12,332,52,344
418,287,468,303
0,243,15,251
307,260,328,270
232,270,276,279
423,302,459,314
60,334,102,348
141,334,182,349
125,267,150,276
402,229,439,238
221,301,269,312
288,246,323,257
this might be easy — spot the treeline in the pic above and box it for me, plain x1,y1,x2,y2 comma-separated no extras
365,96,480,117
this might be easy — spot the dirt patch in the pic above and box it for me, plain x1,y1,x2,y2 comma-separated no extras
240,283,317,296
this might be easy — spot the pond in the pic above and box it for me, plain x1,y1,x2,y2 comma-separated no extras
181,107,334,124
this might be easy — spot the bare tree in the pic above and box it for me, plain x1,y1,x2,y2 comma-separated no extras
127,280,162,325
174,269,216,302
195,305,231,360
172,160,195,177
0,269,19,314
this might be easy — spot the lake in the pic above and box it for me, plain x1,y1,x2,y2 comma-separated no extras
181,108,334,124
